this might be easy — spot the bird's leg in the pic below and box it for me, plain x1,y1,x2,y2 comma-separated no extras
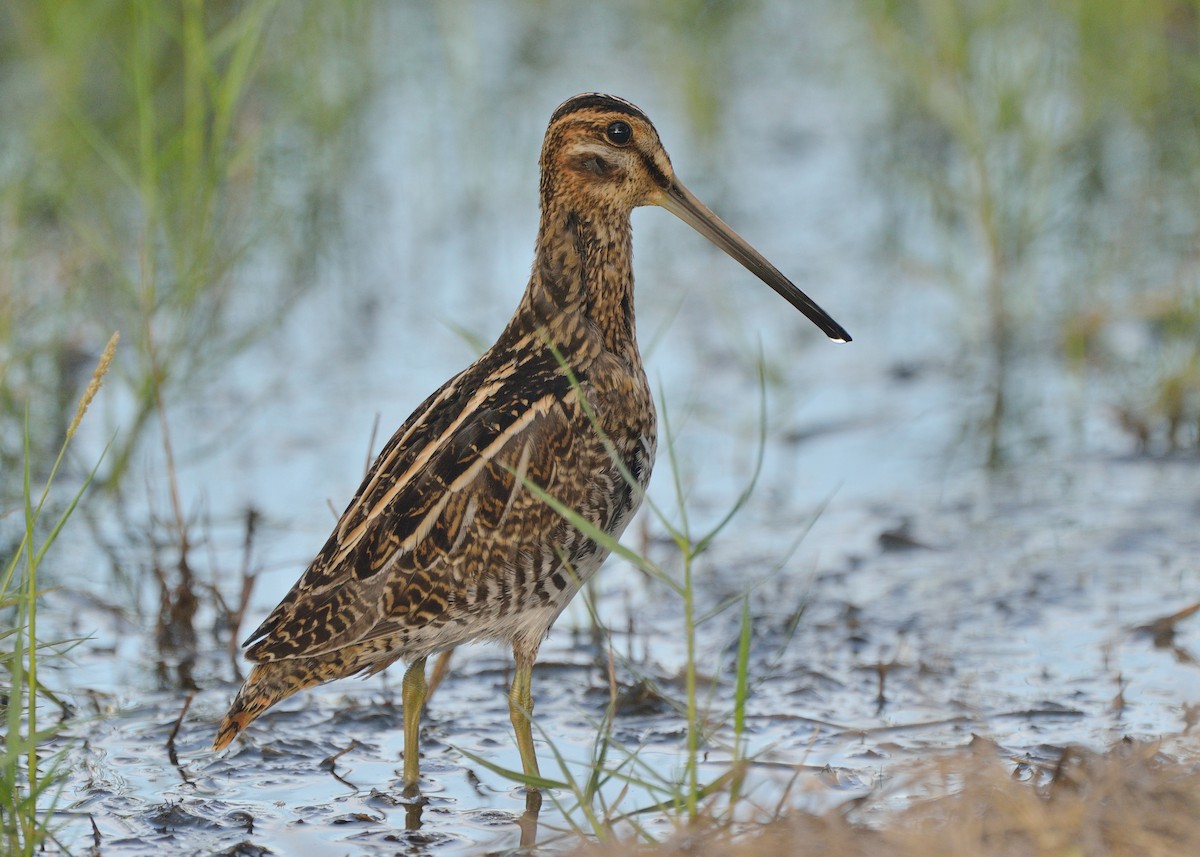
402,656,428,793
426,649,454,699
508,645,541,781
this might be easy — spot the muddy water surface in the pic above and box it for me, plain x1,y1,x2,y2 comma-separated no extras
49,452,1199,855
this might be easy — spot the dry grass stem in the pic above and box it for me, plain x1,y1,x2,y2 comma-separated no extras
572,741,1200,857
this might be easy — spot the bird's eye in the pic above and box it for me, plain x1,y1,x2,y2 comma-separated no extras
605,121,633,146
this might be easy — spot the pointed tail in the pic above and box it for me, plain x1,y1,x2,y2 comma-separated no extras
213,659,330,751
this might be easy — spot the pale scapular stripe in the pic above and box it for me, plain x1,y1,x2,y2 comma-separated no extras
388,391,564,562
334,374,512,549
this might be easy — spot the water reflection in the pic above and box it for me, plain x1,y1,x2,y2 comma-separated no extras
404,792,427,833
517,789,542,849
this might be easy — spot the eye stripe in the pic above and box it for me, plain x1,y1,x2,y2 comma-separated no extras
638,151,670,189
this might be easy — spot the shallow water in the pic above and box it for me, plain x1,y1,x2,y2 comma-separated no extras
28,1,1200,854
47,453,1199,854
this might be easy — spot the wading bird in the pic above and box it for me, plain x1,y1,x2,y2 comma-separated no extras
213,93,849,789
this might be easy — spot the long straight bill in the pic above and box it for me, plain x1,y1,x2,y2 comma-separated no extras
657,179,851,343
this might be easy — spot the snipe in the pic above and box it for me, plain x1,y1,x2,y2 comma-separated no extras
213,93,849,788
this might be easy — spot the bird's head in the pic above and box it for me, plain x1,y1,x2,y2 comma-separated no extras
540,93,674,213
540,93,851,342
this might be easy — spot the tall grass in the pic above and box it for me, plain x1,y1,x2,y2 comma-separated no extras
0,333,117,855
0,0,375,491
1,1,377,667
862,0,1200,458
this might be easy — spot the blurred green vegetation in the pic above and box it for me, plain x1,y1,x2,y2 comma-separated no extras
863,0,1200,458
1,334,115,854
0,0,377,493
3,0,1194,505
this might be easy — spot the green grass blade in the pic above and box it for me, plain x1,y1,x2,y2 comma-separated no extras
451,746,570,791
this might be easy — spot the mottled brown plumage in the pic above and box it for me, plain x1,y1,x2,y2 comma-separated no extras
213,93,849,786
